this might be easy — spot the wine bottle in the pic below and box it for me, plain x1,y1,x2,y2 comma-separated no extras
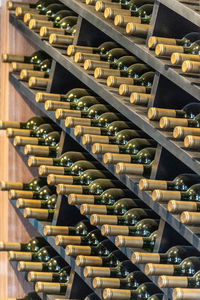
114,14,151,28
129,92,151,106
0,176,47,191
35,88,90,103
24,144,59,157
103,282,161,300
65,239,116,257
76,249,127,268
139,173,200,191
35,281,67,294
75,121,133,137
148,102,200,121
107,71,155,88
0,116,50,130
34,15,77,37
101,218,159,236
173,127,200,140
133,245,200,265
158,270,200,288
65,112,122,128
24,207,55,221
167,199,200,214
20,59,51,81
67,41,118,56
87,55,140,73
90,208,157,226
17,255,67,272
55,229,105,247
45,95,100,112
2,50,47,63
48,25,77,46
145,256,200,276
93,138,156,155
171,52,200,66
28,151,91,168
48,169,110,186
160,113,200,130
57,179,124,196
28,265,71,282
116,160,154,176
6,123,60,138
152,183,200,203
182,60,200,74
9,246,57,262
155,40,200,57
180,211,200,225
81,129,147,146
104,4,153,20
94,1,125,13
100,63,151,86
93,270,149,289
148,32,200,50
115,230,157,250
119,83,152,96
126,22,150,37
16,194,57,209
7,1,41,10
173,288,199,300
84,260,136,278
13,131,60,147
9,185,56,200
43,220,94,236
55,103,110,120
0,237,47,252
74,48,128,64
39,160,102,176
104,147,156,165
80,198,145,216
68,188,133,205
27,5,71,28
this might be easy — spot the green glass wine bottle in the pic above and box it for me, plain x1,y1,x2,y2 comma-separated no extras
47,169,110,186
28,151,91,168
0,176,47,191
107,71,155,88
68,188,133,205
9,185,56,200
16,194,57,209
2,50,47,64
158,270,200,289
67,41,118,56
0,116,51,130
101,218,159,237
57,178,124,196
90,207,157,226
9,246,57,262
0,237,48,252
28,265,71,282
156,40,200,57
13,131,60,147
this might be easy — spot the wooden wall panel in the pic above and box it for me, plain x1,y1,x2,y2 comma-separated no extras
0,0,41,297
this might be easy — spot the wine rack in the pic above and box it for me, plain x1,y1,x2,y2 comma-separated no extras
1,0,200,299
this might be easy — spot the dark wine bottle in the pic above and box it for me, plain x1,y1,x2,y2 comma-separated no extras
158,270,200,288
39,160,102,177
9,185,56,200
80,198,145,216
24,144,59,157
20,59,51,81
84,260,136,278
57,178,124,196
101,218,159,237
16,194,57,209
0,237,48,252
55,229,105,247
145,256,200,276
28,151,91,168
47,169,110,186
90,207,157,226
28,265,71,282
155,39,200,57
132,245,200,265
9,246,57,262
0,116,51,130
107,71,155,88
35,88,90,103
35,281,67,295
93,270,149,289
139,173,200,191
67,41,118,56
13,131,60,147
2,50,47,64
0,176,47,191
103,282,161,300
6,123,60,138
68,188,133,205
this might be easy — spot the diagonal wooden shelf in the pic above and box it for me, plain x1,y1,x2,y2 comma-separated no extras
9,73,200,257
